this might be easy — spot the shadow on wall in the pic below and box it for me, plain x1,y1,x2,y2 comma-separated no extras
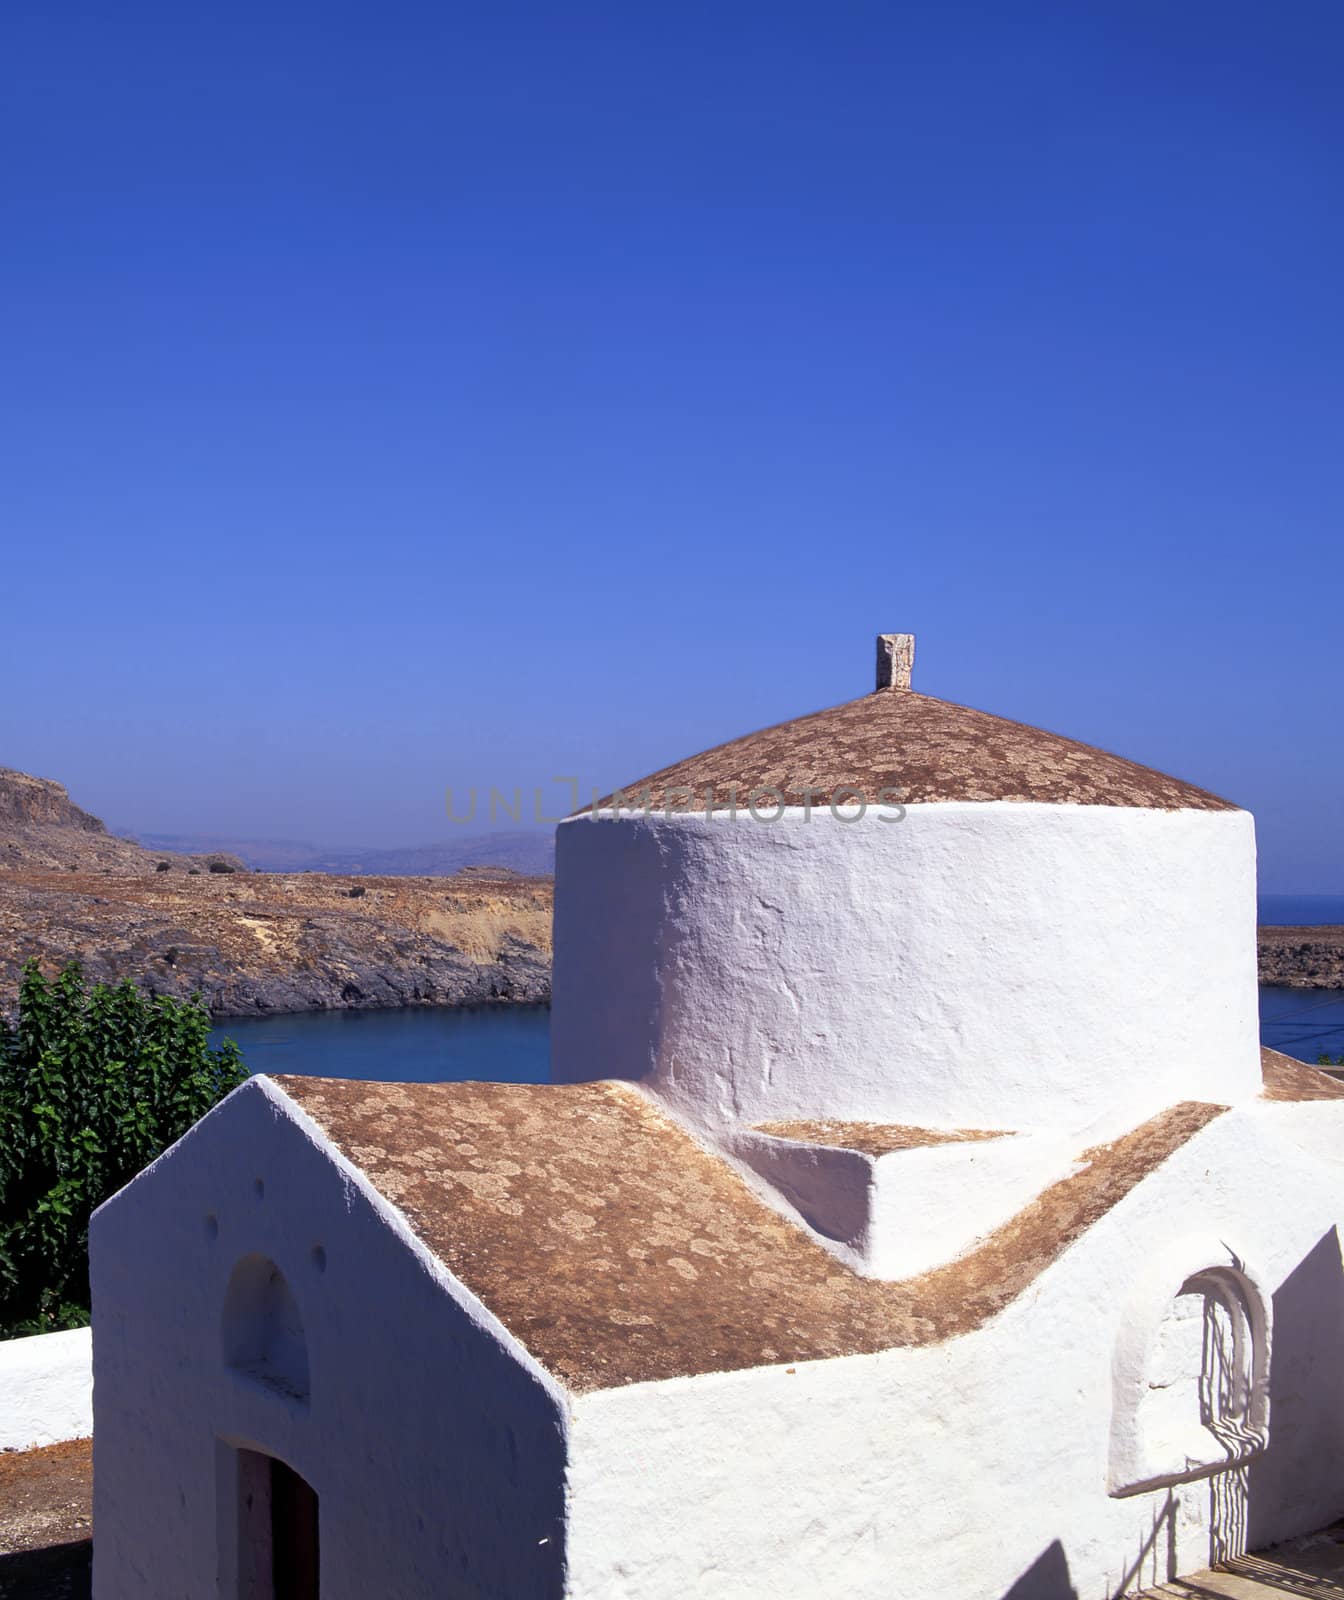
999,1488,1186,1598
1109,1493,1178,1599
1248,1226,1344,1551
1001,1541,1079,1599
1210,1464,1249,1570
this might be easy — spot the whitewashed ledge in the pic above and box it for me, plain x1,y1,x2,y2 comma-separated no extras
0,1326,93,1450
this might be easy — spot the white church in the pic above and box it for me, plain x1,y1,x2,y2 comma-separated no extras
90,636,1344,1598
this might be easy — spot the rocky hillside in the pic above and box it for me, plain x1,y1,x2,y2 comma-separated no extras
0,767,105,832
0,865,551,1015
0,768,245,877
0,767,551,1016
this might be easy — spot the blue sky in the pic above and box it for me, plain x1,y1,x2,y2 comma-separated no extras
2,2,1340,889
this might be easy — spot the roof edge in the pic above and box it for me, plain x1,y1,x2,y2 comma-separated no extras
250,1075,577,1413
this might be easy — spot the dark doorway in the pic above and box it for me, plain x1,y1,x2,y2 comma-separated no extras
232,1447,320,1599
269,1457,319,1600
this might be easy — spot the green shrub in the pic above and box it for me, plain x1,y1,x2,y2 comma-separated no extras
0,961,245,1338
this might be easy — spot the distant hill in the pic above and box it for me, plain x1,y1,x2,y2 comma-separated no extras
120,833,324,872
128,829,556,878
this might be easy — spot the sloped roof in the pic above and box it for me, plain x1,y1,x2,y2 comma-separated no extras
1261,1047,1344,1102
596,690,1235,812
274,1072,1245,1393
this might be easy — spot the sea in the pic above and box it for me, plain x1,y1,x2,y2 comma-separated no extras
212,1003,552,1085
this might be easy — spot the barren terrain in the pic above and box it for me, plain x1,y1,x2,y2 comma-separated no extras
0,865,551,1016
0,768,550,1016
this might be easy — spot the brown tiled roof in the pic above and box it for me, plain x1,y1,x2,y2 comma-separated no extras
275,1074,1223,1393
1260,1046,1344,1102
595,690,1235,812
752,1119,1010,1157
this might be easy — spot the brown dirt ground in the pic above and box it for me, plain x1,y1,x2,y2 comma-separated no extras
0,1439,91,1600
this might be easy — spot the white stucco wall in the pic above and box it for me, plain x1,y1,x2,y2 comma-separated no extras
0,1325,92,1450
551,804,1261,1133
563,1101,1344,1599
90,1077,570,1600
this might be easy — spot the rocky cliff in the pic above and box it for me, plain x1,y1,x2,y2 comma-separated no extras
0,768,105,832
0,768,246,877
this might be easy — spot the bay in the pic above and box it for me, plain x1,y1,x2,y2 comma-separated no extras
210,987,1344,1084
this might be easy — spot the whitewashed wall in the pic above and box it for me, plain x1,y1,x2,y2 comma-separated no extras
0,1325,92,1450
565,1101,1344,1599
552,804,1261,1133
90,1079,570,1600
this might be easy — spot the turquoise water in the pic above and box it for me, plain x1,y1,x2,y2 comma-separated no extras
210,1004,550,1084
210,988,1344,1082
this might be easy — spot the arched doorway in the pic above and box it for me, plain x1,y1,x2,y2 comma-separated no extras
233,1446,320,1600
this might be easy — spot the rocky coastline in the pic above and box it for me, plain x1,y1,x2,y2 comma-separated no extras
1256,926,1344,990
0,865,552,1017
0,768,551,1018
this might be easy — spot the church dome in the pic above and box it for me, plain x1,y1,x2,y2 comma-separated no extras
553,635,1261,1137
603,684,1234,814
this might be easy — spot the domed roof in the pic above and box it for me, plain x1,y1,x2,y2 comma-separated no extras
601,636,1235,813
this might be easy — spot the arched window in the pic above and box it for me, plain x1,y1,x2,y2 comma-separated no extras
1109,1236,1270,1497
222,1254,310,1402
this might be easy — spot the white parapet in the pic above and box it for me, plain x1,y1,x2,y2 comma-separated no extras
0,1325,93,1450
727,1123,1082,1278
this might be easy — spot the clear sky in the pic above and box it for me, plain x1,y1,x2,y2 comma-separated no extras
2,2,1340,889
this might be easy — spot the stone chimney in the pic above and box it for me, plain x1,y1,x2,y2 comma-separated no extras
876,633,915,692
